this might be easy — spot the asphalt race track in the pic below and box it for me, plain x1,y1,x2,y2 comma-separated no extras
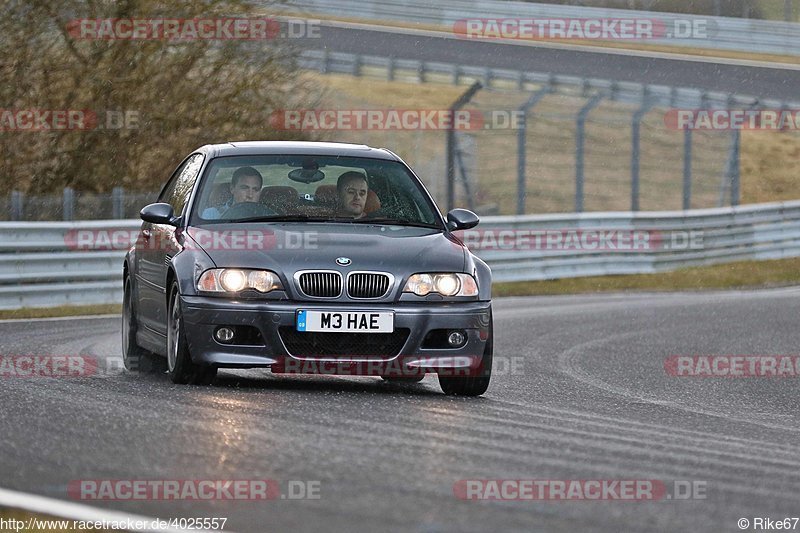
298,23,800,102
1,289,800,532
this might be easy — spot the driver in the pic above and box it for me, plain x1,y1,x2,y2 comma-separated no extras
203,166,263,219
335,171,368,219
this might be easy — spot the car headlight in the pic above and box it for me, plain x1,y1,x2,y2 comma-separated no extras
197,269,283,294
403,273,478,297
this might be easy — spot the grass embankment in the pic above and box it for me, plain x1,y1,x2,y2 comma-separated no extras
493,257,800,296
0,304,121,320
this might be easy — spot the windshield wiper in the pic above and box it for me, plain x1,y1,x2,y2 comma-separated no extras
229,214,333,223
352,217,441,229
213,214,440,228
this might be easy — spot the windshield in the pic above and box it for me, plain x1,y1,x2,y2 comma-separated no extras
190,155,442,228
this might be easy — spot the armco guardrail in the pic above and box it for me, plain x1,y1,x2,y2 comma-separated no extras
1,200,800,309
0,220,139,310
285,0,800,56
473,201,800,282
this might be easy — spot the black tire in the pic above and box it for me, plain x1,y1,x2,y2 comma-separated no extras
122,277,163,373
167,282,217,385
439,313,493,397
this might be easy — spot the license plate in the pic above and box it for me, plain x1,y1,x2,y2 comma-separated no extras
296,310,394,333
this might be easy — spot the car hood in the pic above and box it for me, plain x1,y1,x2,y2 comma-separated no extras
185,223,466,275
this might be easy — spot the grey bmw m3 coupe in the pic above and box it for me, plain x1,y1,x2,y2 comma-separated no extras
123,141,493,395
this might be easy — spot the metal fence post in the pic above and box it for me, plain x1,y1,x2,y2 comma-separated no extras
321,48,330,74
669,86,679,108
683,127,693,210
63,187,74,221
10,191,24,221
575,93,605,213
454,133,477,212
730,128,741,206
447,82,483,213
720,128,741,207
580,78,591,99
631,92,655,212
695,94,707,205
719,95,742,207
516,83,552,215
387,56,395,82
112,187,124,219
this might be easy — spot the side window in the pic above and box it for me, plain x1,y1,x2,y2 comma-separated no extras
159,153,204,216
158,161,187,205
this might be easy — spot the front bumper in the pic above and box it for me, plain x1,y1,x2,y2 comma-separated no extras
180,295,491,375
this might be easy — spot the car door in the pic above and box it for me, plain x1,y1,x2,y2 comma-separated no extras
137,153,204,335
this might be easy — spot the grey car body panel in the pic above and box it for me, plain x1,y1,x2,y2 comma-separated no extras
180,297,491,367
186,222,467,300
124,141,492,364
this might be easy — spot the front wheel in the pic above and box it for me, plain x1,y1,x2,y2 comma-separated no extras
439,313,493,397
122,277,163,373
167,282,217,385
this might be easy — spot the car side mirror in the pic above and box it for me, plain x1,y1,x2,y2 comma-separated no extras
140,203,178,226
446,209,480,231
